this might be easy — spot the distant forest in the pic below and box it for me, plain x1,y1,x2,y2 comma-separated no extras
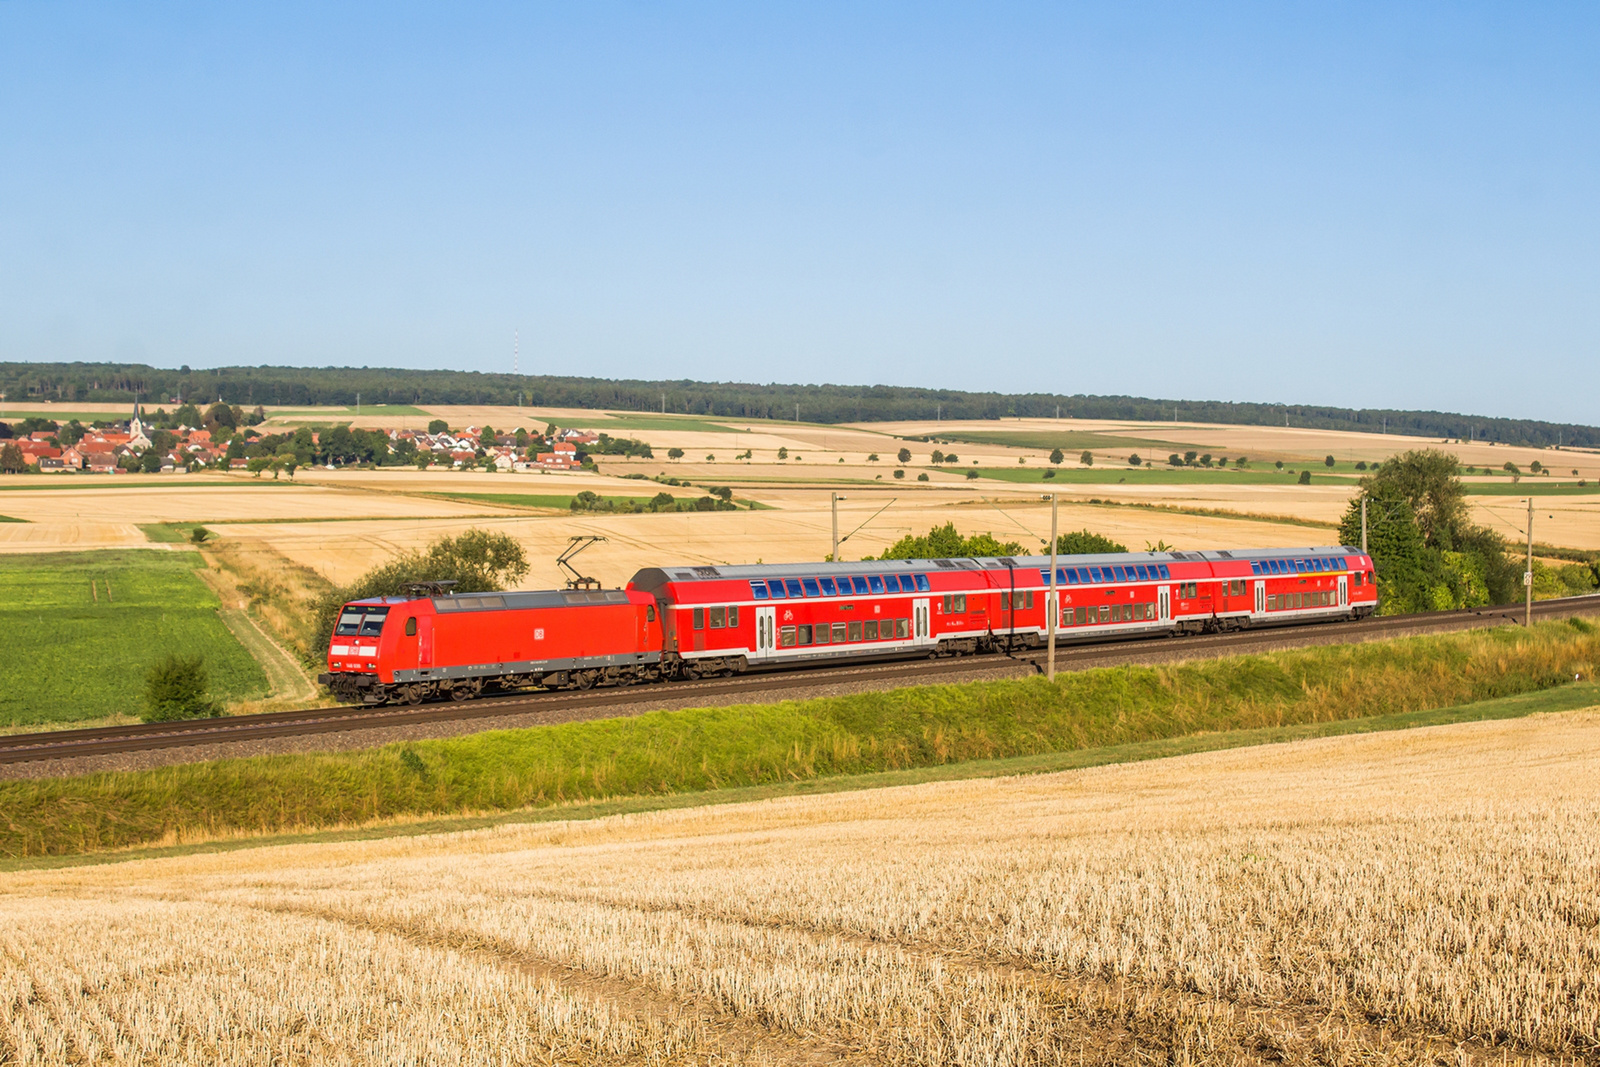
1,361,1594,448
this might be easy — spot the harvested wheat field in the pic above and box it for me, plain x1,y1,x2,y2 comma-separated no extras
213,497,1334,587
3,709,1597,1065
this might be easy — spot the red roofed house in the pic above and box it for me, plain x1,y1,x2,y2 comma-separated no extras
535,451,576,470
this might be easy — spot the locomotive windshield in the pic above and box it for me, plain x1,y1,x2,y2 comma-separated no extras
335,605,390,637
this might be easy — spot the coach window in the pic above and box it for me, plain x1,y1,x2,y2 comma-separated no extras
847,621,863,641
1098,605,1111,623
692,608,705,630
866,575,884,594
914,573,931,592
848,576,867,595
797,624,812,644
767,580,786,599
779,626,797,647
709,607,726,629
863,620,878,639
802,578,821,597
894,618,909,638
832,622,847,642
819,577,839,596
727,606,739,626
1073,606,1086,624
751,582,769,600
405,617,417,636
785,579,804,598
813,624,830,644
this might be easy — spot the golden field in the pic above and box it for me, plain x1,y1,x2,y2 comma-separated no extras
3,410,1596,571
3,708,1597,1064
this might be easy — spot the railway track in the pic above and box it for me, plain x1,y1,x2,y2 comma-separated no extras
4,594,1598,767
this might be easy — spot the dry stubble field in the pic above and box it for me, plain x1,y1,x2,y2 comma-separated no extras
3,708,1597,1066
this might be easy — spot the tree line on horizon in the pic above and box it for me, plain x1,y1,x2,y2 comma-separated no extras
0,361,1592,449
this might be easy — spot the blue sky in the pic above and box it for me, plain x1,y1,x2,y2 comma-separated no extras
2,3,1596,422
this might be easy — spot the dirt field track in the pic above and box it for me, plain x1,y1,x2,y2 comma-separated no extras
3,707,1596,1065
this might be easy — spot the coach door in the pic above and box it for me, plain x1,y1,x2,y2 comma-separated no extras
912,597,931,646
1157,586,1171,622
1338,575,1348,607
1254,580,1266,616
754,606,777,661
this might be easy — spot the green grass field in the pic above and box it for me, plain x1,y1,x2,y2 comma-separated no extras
974,466,1352,485
421,491,674,510
1463,481,1600,496
0,550,268,728
5,618,1594,859
0,410,135,426
927,429,1213,454
267,404,430,418
0,514,23,522
582,413,745,434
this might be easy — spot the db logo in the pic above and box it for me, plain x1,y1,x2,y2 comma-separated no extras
534,628,545,640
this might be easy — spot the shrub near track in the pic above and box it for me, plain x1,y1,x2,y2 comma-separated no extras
4,619,1598,858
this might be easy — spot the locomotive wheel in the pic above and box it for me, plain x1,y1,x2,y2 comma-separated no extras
574,670,597,690
449,685,472,702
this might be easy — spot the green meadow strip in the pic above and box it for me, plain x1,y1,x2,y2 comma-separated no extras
3,619,1597,860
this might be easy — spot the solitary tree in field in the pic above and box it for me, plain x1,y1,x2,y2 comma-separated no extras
1128,454,1142,466
1168,453,1183,467
142,655,220,722
893,468,905,479
965,468,979,479
1049,448,1064,465
1276,460,1285,470
1297,470,1312,484
667,447,685,461
897,447,912,463
777,447,788,460
427,419,448,434
867,453,879,461
1325,455,1336,468
931,449,945,464
1079,450,1093,466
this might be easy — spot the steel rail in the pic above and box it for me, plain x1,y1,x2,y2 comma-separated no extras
4,594,1597,766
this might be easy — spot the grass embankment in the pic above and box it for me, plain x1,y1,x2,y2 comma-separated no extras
0,550,268,728
4,619,1597,859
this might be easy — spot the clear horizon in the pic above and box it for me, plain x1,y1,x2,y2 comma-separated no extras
2,3,1596,425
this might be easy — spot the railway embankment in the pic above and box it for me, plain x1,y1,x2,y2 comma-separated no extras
3,617,1598,862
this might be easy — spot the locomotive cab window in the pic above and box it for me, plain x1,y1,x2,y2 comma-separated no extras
404,617,417,636
336,606,390,637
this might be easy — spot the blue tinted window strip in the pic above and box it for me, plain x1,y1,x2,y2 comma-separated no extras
751,582,768,600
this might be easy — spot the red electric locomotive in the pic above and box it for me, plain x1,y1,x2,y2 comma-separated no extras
318,587,663,704
320,545,1377,703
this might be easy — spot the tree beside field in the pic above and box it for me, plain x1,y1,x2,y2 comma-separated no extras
1339,449,1520,613
142,654,220,722
872,522,1023,560
308,530,530,660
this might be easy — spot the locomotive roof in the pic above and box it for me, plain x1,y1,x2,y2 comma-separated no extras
348,589,633,610
628,546,1361,589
